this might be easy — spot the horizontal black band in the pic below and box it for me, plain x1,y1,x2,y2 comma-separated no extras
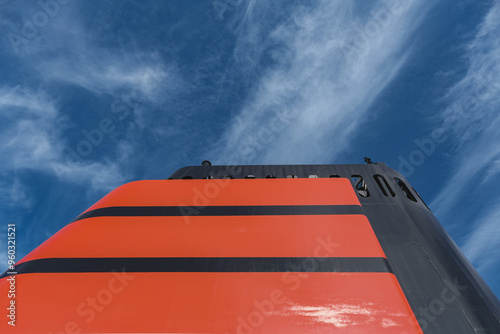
1,257,390,278
73,205,363,222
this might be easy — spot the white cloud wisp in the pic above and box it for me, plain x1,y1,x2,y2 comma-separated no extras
211,0,430,164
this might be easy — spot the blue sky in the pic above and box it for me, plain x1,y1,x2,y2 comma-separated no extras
1,0,499,298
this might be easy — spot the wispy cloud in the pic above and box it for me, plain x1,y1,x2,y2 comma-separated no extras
2,1,182,104
0,1,187,198
0,86,128,192
0,176,33,209
462,203,500,272
37,54,174,102
430,1,500,217
210,0,429,164
429,2,500,273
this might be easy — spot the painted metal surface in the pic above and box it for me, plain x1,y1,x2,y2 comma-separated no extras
169,163,500,333
0,176,423,333
2,163,499,333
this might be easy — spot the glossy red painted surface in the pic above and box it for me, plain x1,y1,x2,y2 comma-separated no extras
0,178,422,333
0,273,421,333
83,178,361,212
19,215,384,262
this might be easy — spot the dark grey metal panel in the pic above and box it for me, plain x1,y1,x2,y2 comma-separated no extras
168,163,500,333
